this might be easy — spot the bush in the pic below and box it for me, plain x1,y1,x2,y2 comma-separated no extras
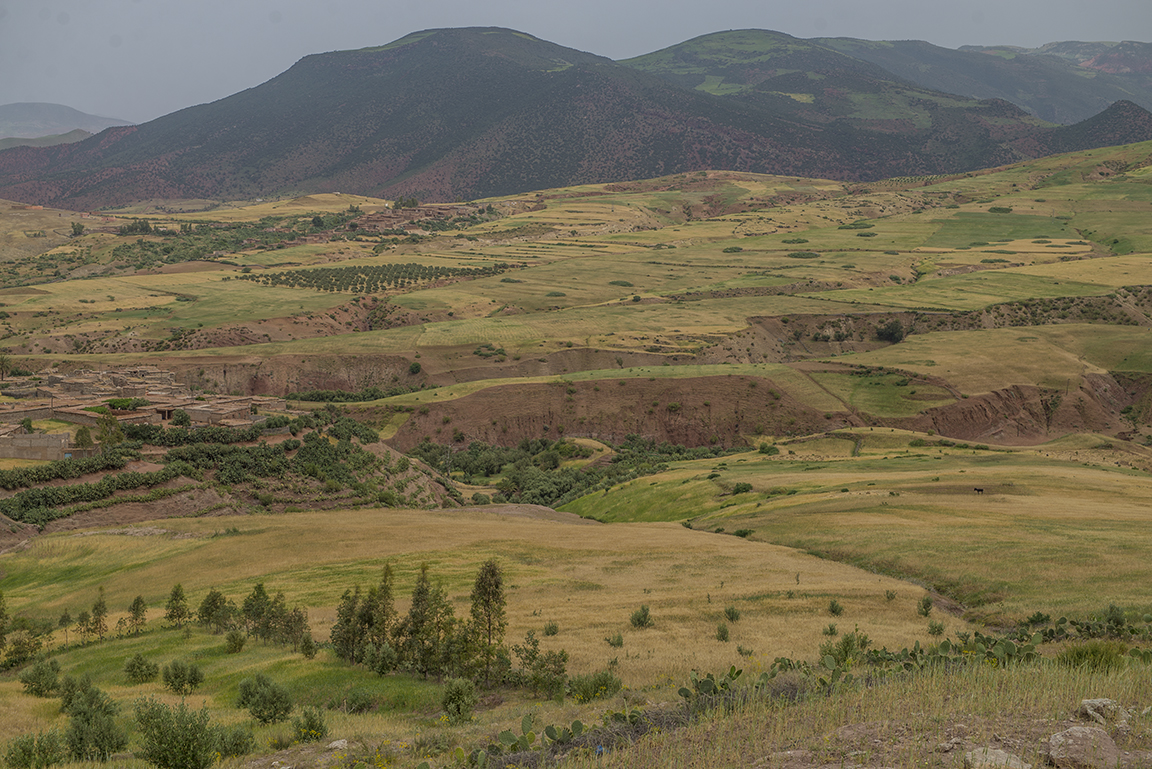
917,596,933,617
724,606,741,622
828,599,844,617
442,678,477,724
292,707,328,743
605,633,624,648
162,660,204,696
928,620,945,637
543,621,559,636
1056,640,1129,673
65,688,126,762
237,674,293,724
18,657,60,697
875,319,905,343
4,730,66,769
568,669,622,703
716,623,730,642
224,629,246,653
732,482,752,494
758,443,779,455
217,725,256,758
134,697,219,769
630,605,653,629
124,653,159,684
819,627,871,668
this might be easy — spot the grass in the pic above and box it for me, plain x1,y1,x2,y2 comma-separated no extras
561,443,1152,617
558,663,1152,769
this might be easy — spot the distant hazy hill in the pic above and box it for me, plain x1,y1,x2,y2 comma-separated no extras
1,28,1150,209
0,129,93,151
818,37,1152,124
0,103,131,139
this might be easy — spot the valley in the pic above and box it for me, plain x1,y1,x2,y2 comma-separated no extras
0,138,1151,769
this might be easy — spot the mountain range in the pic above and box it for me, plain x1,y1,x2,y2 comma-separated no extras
1,28,1151,209
0,102,132,140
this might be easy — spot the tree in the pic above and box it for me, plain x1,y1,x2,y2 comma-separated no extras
397,563,454,679
19,417,33,434
470,559,507,686
57,608,72,648
875,318,905,343
197,588,235,634
0,590,7,653
128,595,147,636
73,426,94,448
330,588,361,663
0,352,11,381
165,584,190,628
408,361,422,375
71,222,86,237
89,588,108,641
241,582,271,639
172,409,191,427
162,660,204,696
94,412,124,447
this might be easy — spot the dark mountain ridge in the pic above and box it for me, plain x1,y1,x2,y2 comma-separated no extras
2,28,1151,209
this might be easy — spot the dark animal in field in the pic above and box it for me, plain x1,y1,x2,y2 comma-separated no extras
974,488,984,494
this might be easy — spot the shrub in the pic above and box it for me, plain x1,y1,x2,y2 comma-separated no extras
885,590,897,602
630,605,653,629
124,653,159,684
823,623,838,637
732,482,752,494
162,660,204,696
724,606,741,622
828,599,844,617
217,725,256,758
134,697,219,769
917,596,933,617
237,674,293,724
758,443,779,455
543,621,559,636
605,633,624,648
18,657,60,697
928,620,945,637
292,706,328,743
569,669,623,703
442,678,477,724
4,730,66,769
65,688,126,762
733,529,753,538
1056,640,1129,672
224,629,246,653
819,627,871,668
408,361,422,375
716,623,730,642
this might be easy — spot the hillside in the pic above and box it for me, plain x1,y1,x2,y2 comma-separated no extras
0,102,131,140
821,37,1152,124
1,144,1152,768
2,28,1152,209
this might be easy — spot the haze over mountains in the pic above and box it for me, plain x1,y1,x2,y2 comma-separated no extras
1,28,1151,209
0,102,132,140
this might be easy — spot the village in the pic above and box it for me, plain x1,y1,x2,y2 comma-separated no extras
0,366,287,461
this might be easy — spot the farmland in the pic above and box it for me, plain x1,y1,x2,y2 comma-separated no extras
1,143,1152,768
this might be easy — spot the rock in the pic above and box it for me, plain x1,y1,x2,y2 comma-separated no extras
327,739,349,750
936,738,965,753
964,748,1032,769
1045,726,1120,769
1077,700,1130,730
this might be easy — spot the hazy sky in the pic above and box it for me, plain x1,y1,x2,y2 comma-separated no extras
2,0,1150,123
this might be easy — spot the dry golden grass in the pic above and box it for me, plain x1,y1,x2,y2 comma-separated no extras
2,507,942,687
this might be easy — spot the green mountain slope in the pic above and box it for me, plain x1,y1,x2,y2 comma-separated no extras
819,37,1152,124
1,28,1150,209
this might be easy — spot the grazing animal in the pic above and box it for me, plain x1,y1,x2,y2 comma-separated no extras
974,487,984,494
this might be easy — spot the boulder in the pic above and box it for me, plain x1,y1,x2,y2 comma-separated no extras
1044,726,1119,769
964,747,1032,769
1076,699,1130,730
